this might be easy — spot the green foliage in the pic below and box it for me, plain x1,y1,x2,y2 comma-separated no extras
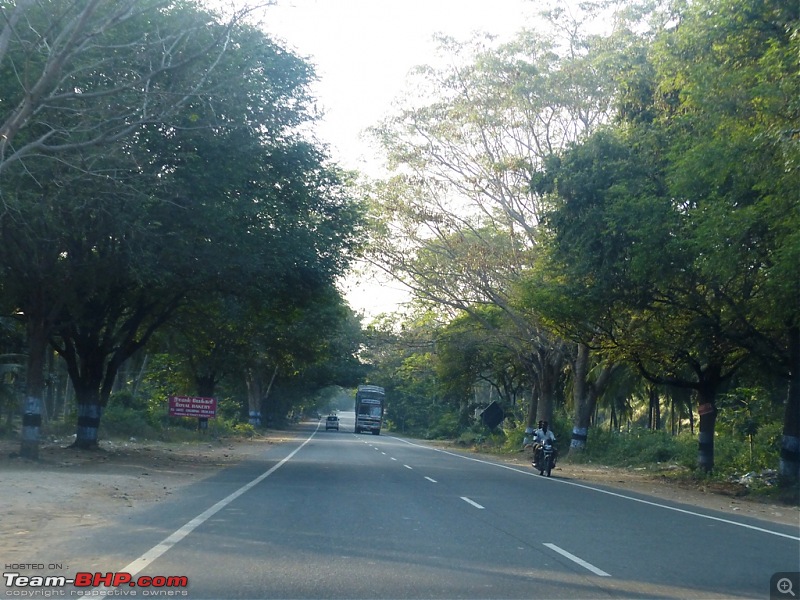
0,1,365,448
108,390,148,412
569,429,696,469
230,422,258,438
426,412,461,440
565,424,784,483
716,388,782,444
100,403,159,439
712,420,783,475
503,424,528,452
454,426,506,451
215,396,246,423
96,390,270,440
4,0,789,477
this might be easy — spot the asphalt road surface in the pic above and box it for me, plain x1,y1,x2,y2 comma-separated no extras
5,413,799,599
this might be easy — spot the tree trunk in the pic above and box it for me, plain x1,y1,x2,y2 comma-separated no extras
570,343,591,451
569,344,616,453
64,351,124,450
696,382,718,473
20,317,48,459
670,396,675,435
648,386,661,431
245,369,262,426
779,325,800,482
20,396,42,459
526,381,538,430
195,374,217,398
536,357,559,426
260,365,279,422
74,392,103,449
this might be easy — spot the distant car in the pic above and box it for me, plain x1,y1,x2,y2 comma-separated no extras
325,415,339,431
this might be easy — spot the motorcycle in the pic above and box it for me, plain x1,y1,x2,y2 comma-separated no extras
533,439,556,477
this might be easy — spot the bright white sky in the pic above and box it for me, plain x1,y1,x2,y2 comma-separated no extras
260,0,536,174
256,0,538,318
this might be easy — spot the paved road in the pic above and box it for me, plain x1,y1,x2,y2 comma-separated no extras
4,413,799,599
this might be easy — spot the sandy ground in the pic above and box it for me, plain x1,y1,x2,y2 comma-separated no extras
1,432,293,560
1,428,797,563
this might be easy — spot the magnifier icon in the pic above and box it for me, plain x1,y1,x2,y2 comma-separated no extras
778,578,796,597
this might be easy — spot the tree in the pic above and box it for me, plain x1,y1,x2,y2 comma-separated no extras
0,0,255,457
1,14,362,450
366,6,623,444
651,0,800,477
540,124,759,471
539,0,800,470
0,0,259,176
436,306,536,426
158,281,364,427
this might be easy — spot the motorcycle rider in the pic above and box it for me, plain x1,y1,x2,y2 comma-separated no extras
532,420,557,468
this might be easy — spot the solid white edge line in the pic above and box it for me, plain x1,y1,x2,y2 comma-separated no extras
544,543,611,577
391,436,800,541
122,423,320,576
461,496,485,509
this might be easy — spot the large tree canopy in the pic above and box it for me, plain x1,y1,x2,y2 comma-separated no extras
0,0,257,176
365,0,799,479
0,4,364,451
530,0,799,473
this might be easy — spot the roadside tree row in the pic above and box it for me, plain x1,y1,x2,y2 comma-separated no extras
0,0,366,455
365,0,799,481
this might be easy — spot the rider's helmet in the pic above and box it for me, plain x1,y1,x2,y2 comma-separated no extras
540,420,549,430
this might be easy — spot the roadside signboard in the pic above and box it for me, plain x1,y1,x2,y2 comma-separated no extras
168,396,217,419
480,400,504,429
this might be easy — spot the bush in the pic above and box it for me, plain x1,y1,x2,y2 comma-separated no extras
426,413,461,439
109,390,148,411
503,425,527,453
567,428,690,468
231,422,257,437
100,403,158,439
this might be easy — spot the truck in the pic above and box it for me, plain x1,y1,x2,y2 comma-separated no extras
354,384,385,435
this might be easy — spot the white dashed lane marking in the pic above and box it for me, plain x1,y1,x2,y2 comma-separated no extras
460,496,484,509
544,543,611,577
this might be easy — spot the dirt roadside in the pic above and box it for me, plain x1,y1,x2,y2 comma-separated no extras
0,432,294,560
1,429,797,563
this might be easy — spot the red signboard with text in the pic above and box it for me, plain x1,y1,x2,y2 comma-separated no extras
169,396,217,419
